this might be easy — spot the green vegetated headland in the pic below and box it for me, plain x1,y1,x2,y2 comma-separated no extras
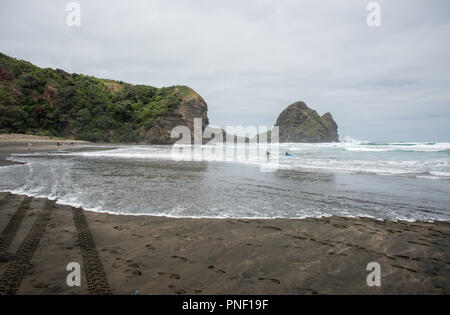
0,52,197,142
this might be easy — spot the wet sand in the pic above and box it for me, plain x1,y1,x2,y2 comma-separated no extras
0,135,82,166
0,135,95,167
0,191,448,295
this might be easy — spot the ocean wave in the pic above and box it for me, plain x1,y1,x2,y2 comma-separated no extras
287,157,450,179
10,142,450,179
430,171,450,177
342,143,450,153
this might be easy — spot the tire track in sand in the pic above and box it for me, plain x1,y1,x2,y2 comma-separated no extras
0,196,33,256
0,192,12,209
0,199,54,295
72,207,112,295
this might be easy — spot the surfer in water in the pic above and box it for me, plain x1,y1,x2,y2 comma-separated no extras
285,152,292,156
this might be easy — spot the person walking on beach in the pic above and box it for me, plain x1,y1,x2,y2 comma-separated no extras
27,143,32,151
265,150,271,161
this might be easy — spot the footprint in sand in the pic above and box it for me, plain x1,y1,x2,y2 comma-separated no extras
33,282,50,289
258,277,281,285
128,262,140,269
145,244,155,251
158,272,181,279
207,265,226,274
262,226,282,231
172,255,188,262
112,263,121,269
109,248,120,255
125,268,143,277
246,243,263,248
126,260,147,269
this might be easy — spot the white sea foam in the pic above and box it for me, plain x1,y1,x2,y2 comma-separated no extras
430,171,450,177
10,141,450,178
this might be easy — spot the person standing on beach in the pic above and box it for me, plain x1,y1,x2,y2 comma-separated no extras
27,143,32,151
265,150,271,161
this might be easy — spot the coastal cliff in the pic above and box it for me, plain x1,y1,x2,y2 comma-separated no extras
0,52,208,144
144,89,209,144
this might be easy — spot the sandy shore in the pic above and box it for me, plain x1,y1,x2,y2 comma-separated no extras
0,191,448,295
0,133,87,143
0,134,94,167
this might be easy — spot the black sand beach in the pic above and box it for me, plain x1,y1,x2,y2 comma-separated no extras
0,142,449,295
0,193,449,294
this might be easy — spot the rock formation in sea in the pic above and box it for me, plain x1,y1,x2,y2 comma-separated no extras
274,101,339,143
252,101,338,143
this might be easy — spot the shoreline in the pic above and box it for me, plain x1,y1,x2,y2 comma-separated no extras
0,143,448,224
0,137,114,167
0,192,449,294
0,188,445,224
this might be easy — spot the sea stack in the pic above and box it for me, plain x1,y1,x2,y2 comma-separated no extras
275,101,339,143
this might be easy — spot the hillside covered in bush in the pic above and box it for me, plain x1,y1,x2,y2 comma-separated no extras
0,52,203,142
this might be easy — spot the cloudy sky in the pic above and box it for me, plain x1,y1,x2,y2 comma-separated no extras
1,0,449,141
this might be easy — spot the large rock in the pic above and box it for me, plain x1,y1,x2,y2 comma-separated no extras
144,88,209,144
275,101,338,143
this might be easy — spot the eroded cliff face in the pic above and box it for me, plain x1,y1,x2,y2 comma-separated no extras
275,101,339,143
144,89,209,144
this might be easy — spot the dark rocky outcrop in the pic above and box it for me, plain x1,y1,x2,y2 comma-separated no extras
274,101,338,143
144,89,209,144
254,101,338,143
